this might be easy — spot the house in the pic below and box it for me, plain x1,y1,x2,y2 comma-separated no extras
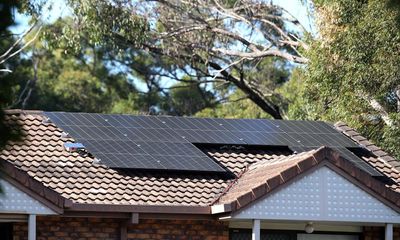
1,109,400,240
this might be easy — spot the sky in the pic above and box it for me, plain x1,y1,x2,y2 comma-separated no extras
275,0,315,33
11,0,314,37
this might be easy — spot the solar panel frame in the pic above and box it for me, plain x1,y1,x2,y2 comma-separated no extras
225,119,259,132
248,119,282,132
82,139,147,155
178,129,245,144
157,116,194,130
237,131,301,146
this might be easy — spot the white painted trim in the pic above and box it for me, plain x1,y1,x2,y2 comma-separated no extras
297,233,358,240
385,223,393,240
229,220,363,232
28,214,36,240
0,214,28,222
212,204,231,214
252,219,260,240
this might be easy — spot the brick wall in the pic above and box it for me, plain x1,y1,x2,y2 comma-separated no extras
12,216,229,240
127,219,229,240
14,216,400,240
13,216,120,240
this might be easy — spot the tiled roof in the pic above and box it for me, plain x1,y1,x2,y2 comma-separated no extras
0,110,290,207
334,122,400,192
216,147,400,213
217,150,318,205
1,110,400,211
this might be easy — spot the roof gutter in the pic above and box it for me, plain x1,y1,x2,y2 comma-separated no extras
67,203,211,215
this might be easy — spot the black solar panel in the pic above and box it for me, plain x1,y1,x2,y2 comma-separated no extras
333,147,383,176
45,112,376,175
45,112,225,172
289,146,383,177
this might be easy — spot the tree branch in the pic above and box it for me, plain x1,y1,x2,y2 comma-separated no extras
211,47,308,63
361,94,393,126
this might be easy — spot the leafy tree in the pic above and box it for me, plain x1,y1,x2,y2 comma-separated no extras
286,0,400,158
167,80,215,116
196,90,271,119
7,18,217,116
5,19,153,114
0,0,22,149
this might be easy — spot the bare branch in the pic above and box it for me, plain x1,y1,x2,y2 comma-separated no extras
0,24,36,60
211,47,308,63
361,93,393,126
0,25,43,65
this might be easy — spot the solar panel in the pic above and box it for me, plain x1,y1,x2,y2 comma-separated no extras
176,129,244,144
45,111,372,174
81,139,225,172
45,112,226,172
234,131,299,146
333,147,383,176
289,146,383,177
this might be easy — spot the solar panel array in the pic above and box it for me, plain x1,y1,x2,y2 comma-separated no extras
44,112,380,175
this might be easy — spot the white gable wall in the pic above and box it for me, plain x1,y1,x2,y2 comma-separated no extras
233,166,400,223
0,180,56,215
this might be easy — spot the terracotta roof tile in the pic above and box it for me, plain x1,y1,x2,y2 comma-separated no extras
335,122,400,192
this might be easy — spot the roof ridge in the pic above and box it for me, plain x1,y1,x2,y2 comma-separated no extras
247,150,317,171
334,121,400,172
210,167,248,206
4,109,44,115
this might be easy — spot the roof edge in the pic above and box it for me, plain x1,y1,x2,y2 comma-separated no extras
67,203,211,215
0,158,73,213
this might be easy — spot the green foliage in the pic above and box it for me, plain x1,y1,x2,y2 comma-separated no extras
278,67,309,120
0,0,21,151
289,0,400,158
196,90,270,119
23,48,142,113
3,19,145,114
25,0,149,54
168,80,215,116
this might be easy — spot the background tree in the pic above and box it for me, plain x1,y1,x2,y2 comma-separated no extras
2,18,216,116
286,0,400,158
0,0,23,149
25,0,308,119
